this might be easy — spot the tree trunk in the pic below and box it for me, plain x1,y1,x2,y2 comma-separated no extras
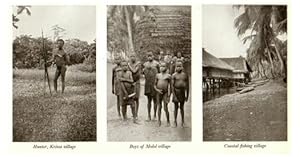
259,59,267,78
256,63,262,78
124,7,135,54
273,38,287,77
264,38,275,78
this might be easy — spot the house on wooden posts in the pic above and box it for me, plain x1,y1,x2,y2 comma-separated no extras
202,48,234,92
220,57,252,83
202,48,233,79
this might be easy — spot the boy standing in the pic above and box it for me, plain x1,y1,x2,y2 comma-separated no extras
143,51,160,121
172,61,189,127
112,57,122,117
154,62,171,127
128,54,141,118
119,61,137,123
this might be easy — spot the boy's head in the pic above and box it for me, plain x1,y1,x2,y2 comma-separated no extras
56,39,64,49
114,56,121,65
159,50,164,56
166,50,171,55
175,61,184,72
130,53,136,62
147,51,154,61
159,62,167,72
177,52,182,58
121,61,128,71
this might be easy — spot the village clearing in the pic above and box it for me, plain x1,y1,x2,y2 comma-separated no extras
203,79,287,141
107,63,191,141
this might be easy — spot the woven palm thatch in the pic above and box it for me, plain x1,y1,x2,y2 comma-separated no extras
202,48,234,71
220,57,252,73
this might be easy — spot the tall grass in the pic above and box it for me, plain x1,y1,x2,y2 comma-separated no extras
13,64,96,86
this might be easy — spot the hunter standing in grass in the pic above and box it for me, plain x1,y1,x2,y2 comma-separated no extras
128,53,142,118
51,39,70,94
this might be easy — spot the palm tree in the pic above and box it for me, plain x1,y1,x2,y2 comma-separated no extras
234,5,287,78
51,24,66,42
246,37,269,78
108,5,149,56
271,6,287,76
13,6,31,29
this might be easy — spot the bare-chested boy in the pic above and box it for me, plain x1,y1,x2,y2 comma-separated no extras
128,54,141,118
143,51,160,121
154,62,171,127
119,61,137,123
172,61,189,127
112,57,122,117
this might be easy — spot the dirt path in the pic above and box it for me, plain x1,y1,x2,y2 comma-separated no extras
203,80,287,141
107,63,191,141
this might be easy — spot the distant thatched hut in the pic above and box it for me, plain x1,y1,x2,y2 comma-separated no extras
202,48,233,79
220,57,252,83
202,48,234,95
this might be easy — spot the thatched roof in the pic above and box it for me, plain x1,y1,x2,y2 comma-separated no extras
202,48,234,71
220,57,252,73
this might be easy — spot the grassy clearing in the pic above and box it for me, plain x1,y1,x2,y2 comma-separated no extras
13,66,96,141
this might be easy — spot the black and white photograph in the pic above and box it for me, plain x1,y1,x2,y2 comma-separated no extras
13,6,96,141
107,5,191,141
202,5,287,141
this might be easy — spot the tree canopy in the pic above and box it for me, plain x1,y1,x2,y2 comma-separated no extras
234,5,287,79
13,35,96,70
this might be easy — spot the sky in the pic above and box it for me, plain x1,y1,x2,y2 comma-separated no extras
13,6,96,43
202,5,247,58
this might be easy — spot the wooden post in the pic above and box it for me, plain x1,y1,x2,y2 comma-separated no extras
209,78,212,94
203,77,207,101
212,78,215,95
226,79,229,92
218,78,221,94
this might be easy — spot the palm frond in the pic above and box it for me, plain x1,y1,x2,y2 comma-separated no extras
25,8,31,16
234,11,251,36
242,34,257,44
16,6,25,15
13,23,18,29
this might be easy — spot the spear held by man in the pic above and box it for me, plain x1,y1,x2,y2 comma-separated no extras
42,29,52,96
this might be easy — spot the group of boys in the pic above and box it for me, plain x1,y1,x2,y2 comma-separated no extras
112,50,189,127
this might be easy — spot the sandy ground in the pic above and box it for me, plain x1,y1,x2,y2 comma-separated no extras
107,63,191,141
203,79,287,141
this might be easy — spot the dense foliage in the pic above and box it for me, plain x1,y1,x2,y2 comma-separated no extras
13,35,96,71
234,5,287,79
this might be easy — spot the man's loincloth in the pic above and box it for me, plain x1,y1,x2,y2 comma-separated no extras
156,91,169,104
120,82,135,106
172,88,185,103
